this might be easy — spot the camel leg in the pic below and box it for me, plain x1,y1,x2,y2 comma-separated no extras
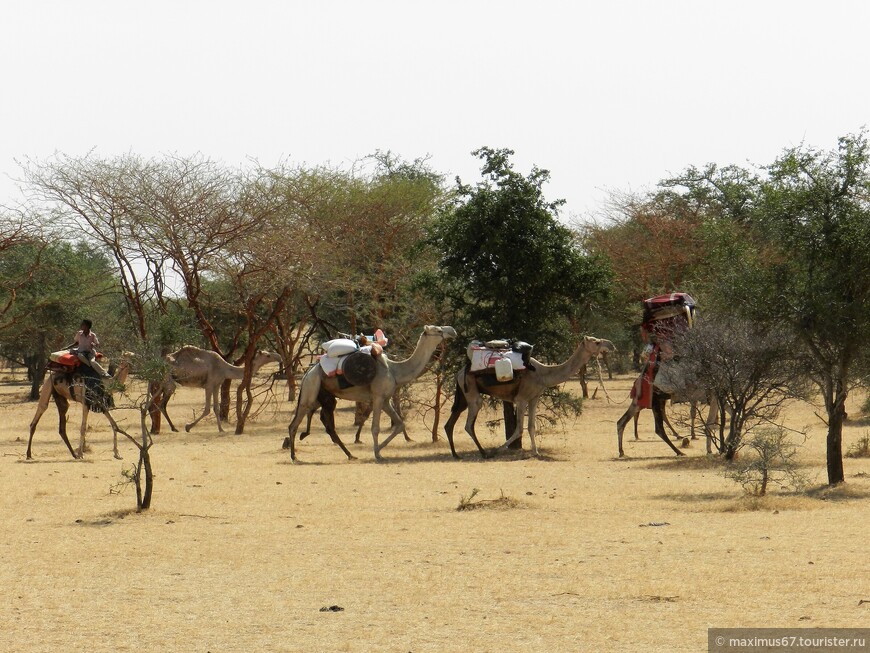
299,388,329,441
353,397,411,444
463,392,492,456
661,404,681,441
27,381,52,460
616,401,641,457
353,402,372,444
285,403,316,461
283,367,325,461
27,381,77,460
651,393,685,456
443,383,487,459
77,403,89,459
185,387,219,432
102,410,125,460
498,401,529,454
300,410,315,440
704,396,719,454
526,400,540,456
373,399,405,460
316,391,355,460
285,395,323,460
153,387,180,433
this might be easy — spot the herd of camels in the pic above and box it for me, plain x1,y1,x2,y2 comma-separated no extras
26,324,717,462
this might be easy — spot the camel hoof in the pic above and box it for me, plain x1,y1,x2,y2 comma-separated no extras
281,437,291,450
346,454,357,461
184,424,193,433
114,453,123,460
299,431,309,441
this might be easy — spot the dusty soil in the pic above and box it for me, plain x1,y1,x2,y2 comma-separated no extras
1,371,869,652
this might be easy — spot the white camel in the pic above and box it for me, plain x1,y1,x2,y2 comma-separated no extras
27,355,132,460
444,336,616,458
152,346,282,433
285,325,457,461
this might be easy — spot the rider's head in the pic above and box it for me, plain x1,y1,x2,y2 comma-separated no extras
80,319,93,332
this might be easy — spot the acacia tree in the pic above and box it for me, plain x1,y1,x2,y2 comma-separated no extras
669,316,808,460
21,154,169,341
427,147,611,356
668,132,870,484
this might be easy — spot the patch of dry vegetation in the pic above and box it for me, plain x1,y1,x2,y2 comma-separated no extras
456,488,524,511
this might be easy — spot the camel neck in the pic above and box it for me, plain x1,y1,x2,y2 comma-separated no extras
389,334,443,386
533,341,594,386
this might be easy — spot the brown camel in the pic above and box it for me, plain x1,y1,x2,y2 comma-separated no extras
616,360,717,457
285,325,457,461
444,336,616,458
152,346,282,433
27,355,132,460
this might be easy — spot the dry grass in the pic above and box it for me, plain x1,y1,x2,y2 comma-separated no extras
2,373,869,652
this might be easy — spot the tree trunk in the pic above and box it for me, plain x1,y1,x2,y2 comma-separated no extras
503,403,521,449
26,333,47,400
139,446,153,510
826,393,847,485
148,380,163,434
431,372,443,443
219,379,231,421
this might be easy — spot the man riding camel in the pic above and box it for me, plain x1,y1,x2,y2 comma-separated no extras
68,319,110,378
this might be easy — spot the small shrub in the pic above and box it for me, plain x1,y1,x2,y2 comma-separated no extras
845,433,870,459
724,427,809,496
456,488,520,511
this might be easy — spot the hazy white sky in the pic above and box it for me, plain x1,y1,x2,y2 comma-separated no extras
2,1,868,220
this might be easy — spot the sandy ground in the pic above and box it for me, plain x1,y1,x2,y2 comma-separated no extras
1,370,869,653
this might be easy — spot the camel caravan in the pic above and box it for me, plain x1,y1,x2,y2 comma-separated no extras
28,319,631,462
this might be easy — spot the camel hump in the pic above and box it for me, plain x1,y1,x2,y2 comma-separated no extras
342,352,378,386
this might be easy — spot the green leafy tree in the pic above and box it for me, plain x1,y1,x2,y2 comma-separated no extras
0,239,116,398
426,147,611,358
668,132,870,484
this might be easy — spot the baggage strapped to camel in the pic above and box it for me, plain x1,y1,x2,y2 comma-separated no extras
640,292,696,347
48,349,106,374
319,329,388,386
466,339,534,382
634,292,696,408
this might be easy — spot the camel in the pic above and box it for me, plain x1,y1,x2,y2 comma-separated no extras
27,354,132,460
285,325,457,461
151,346,282,433
444,336,616,459
616,360,718,457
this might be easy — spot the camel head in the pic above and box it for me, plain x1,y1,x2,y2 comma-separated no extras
422,325,458,341
581,336,616,357
252,350,283,371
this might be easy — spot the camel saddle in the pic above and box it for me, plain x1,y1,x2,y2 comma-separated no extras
47,350,105,374
467,339,534,375
319,348,379,387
